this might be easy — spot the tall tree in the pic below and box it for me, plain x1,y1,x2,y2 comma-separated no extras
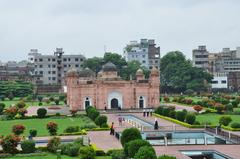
82,57,103,73
160,51,212,93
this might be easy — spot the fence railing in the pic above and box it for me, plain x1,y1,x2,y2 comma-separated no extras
205,126,240,144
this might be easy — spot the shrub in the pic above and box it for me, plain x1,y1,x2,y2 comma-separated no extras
37,96,43,102
47,137,60,153
193,105,203,113
47,122,58,136
95,115,107,126
67,144,80,157
37,108,47,118
38,102,43,106
49,97,54,102
5,106,18,119
226,103,233,112
70,109,78,116
231,122,240,128
184,89,194,96
155,106,164,115
133,146,157,159
29,129,37,137
111,150,126,159
176,111,187,122
214,103,225,114
169,111,176,119
12,124,26,135
158,155,176,159
163,96,170,102
80,123,97,130
0,103,6,114
88,109,100,120
162,108,171,117
73,137,83,145
185,113,196,125
54,98,60,105
21,140,36,153
7,93,14,100
101,123,109,128
64,126,80,133
125,139,150,158
0,134,21,154
79,146,96,159
16,101,26,108
219,116,232,126
120,128,142,146
231,100,239,108
18,108,28,117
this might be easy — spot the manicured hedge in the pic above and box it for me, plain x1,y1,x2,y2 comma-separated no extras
153,113,204,128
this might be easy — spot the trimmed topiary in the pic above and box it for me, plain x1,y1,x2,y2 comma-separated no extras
231,122,240,128
185,113,196,125
29,129,37,137
176,111,186,122
219,116,232,126
125,139,151,158
79,146,96,159
21,140,36,153
120,128,142,146
37,108,47,118
133,146,157,159
95,115,108,126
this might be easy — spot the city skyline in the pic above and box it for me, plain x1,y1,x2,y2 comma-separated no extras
0,0,240,61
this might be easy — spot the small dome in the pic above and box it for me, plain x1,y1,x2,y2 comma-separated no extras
79,68,95,77
136,68,144,76
66,68,78,77
151,66,159,76
102,62,117,72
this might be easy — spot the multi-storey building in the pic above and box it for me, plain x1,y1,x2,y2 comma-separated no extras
192,45,209,71
28,48,86,85
123,39,160,69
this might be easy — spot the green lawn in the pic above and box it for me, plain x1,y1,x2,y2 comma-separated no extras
0,116,96,136
1,99,64,108
196,113,240,126
5,154,111,159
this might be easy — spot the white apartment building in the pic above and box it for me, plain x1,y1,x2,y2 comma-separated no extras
28,48,86,85
123,39,160,69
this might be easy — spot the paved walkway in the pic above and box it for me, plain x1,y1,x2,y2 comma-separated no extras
26,106,70,116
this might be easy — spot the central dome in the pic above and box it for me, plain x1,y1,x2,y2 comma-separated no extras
102,62,117,72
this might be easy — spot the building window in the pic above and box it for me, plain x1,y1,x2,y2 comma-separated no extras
142,55,145,58
48,58,51,61
52,58,56,62
48,71,51,74
39,71,43,75
75,64,79,67
221,80,226,84
64,65,67,68
35,65,37,68
35,71,38,75
52,65,56,68
48,77,51,80
69,65,71,67
48,65,51,68
68,58,71,61
142,60,146,63
155,60,158,64
52,77,56,80
52,71,56,74
34,59,37,62
39,58,43,62
149,66,153,69
212,81,218,84
39,65,43,68
75,58,79,62
63,58,67,62
80,58,83,61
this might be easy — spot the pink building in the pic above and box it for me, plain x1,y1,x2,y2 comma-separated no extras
66,62,160,110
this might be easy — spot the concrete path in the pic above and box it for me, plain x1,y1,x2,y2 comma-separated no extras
26,106,70,116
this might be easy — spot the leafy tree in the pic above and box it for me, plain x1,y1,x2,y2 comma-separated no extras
121,128,142,146
83,57,103,73
160,51,212,93
103,52,127,70
133,146,157,159
125,139,150,158
219,116,232,126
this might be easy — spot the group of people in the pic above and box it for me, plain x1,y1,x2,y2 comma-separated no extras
143,109,153,117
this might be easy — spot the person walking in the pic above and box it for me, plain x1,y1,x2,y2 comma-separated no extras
110,122,115,135
154,118,159,130
143,109,146,117
150,109,153,116
146,110,149,117
118,116,122,126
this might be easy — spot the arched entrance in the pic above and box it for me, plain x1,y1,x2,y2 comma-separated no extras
108,91,123,109
138,96,146,109
139,96,144,108
84,97,91,109
111,98,119,109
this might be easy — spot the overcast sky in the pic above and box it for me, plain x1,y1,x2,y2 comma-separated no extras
0,0,240,62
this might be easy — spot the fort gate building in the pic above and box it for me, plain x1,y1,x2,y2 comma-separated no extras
66,62,160,110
